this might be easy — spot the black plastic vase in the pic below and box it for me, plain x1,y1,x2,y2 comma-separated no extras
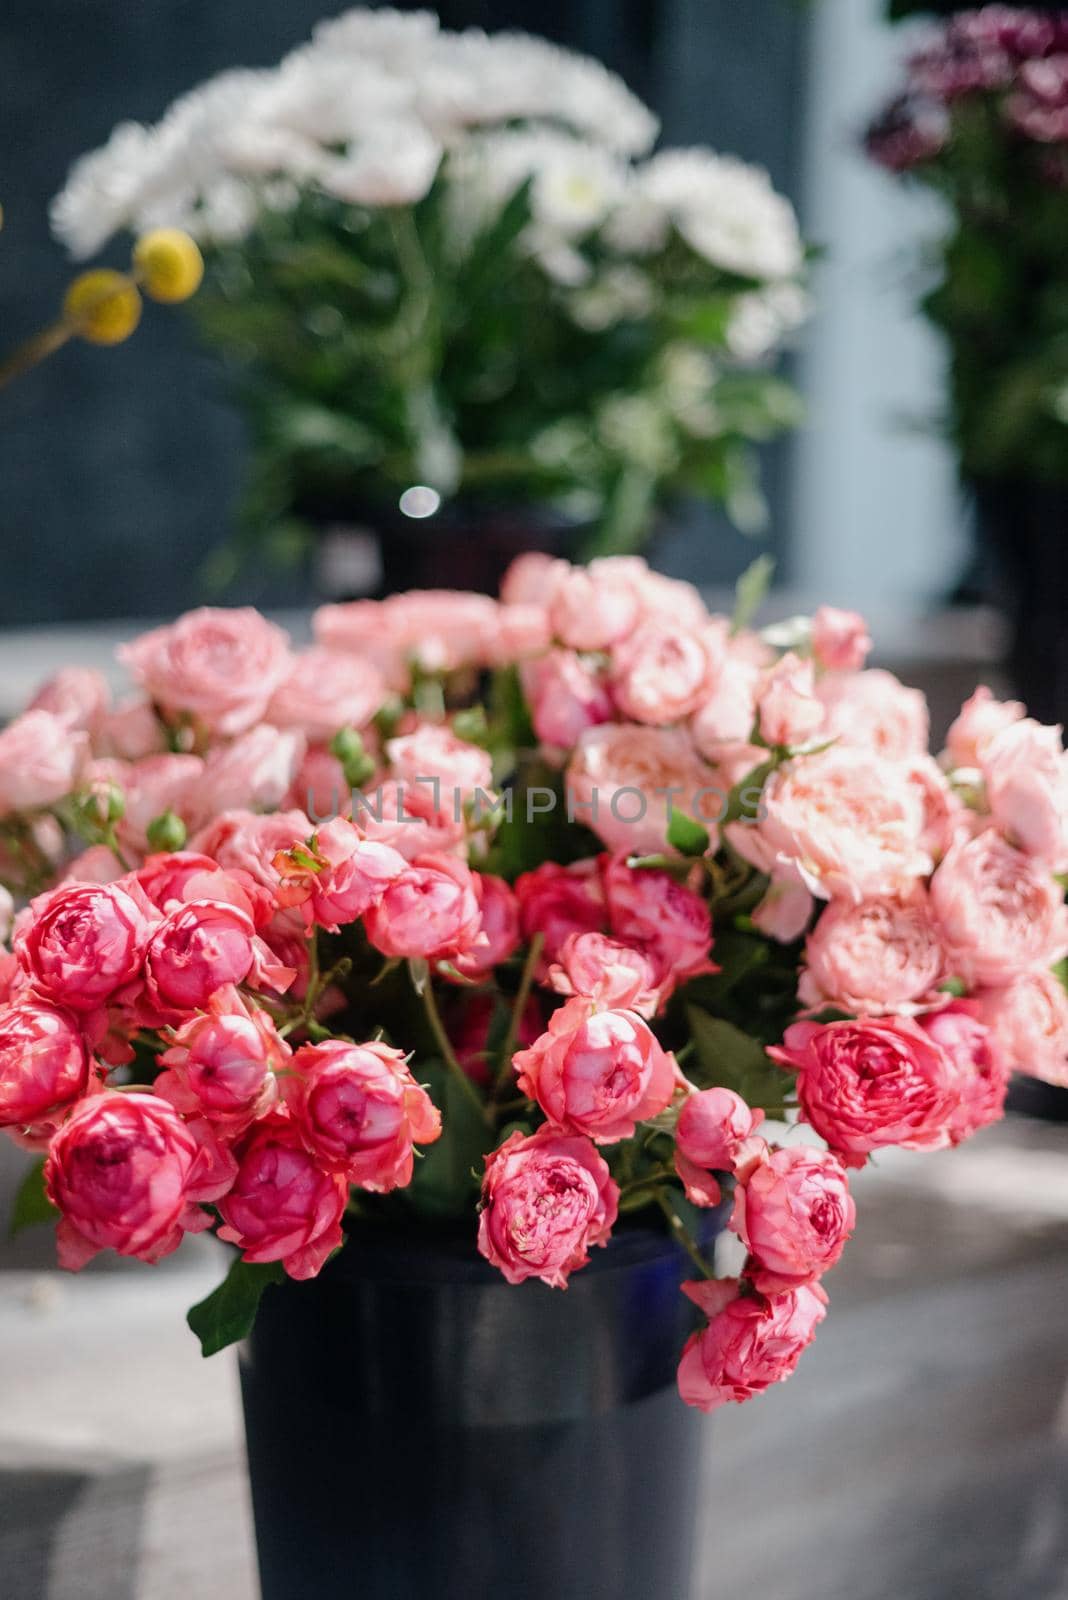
239,1221,717,1600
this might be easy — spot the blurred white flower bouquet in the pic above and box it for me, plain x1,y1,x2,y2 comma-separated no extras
52,9,808,573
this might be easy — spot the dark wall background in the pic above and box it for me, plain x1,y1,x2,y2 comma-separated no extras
0,1,808,624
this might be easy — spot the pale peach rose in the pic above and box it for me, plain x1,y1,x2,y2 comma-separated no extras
30,668,111,736
353,779,468,861
930,831,1068,987
815,668,929,761
690,654,761,757
381,591,501,673
94,698,167,760
500,550,558,606
811,606,871,672
547,563,640,650
610,621,718,725
799,892,945,1013
756,652,824,749
119,607,293,738
266,648,384,742
386,723,493,815
312,599,410,691
586,557,709,632
751,877,815,942
978,971,1068,1088
903,753,968,861
566,724,723,857
190,728,307,827
524,650,613,750
944,685,1025,770
981,719,1068,867
0,710,89,816
489,604,553,663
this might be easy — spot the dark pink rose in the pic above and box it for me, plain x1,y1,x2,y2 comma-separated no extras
273,818,405,934
732,1142,855,1294
216,1115,348,1279
601,854,715,997
446,874,521,981
364,853,483,961
547,931,664,1016
16,881,151,1011
514,859,607,971
0,999,93,1129
677,1278,828,1412
919,1001,1009,1142
155,986,285,1132
144,900,290,1013
674,1087,764,1207
477,1125,619,1287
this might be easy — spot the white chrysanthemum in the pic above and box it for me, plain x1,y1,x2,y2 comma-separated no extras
726,282,811,361
312,7,441,66
263,46,413,146
640,149,803,281
318,121,442,208
658,344,723,439
50,121,159,257
569,265,654,331
602,188,670,256
460,129,627,239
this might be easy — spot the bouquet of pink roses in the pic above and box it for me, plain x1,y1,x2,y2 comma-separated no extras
1,555,1065,1413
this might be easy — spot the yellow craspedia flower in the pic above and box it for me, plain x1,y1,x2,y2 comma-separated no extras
63,269,142,345
133,228,204,303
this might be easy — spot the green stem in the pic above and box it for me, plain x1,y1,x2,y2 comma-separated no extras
656,1190,716,1279
416,964,489,1122
494,933,544,1099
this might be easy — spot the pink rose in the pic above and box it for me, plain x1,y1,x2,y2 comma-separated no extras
919,1002,1009,1140
94,697,167,760
364,852,483,960
119,607,292,737
488,604,553,664
134,850,272,926
547,931,664,1017
601,854,715,993
730,749,930,902
266,648,384,742
191,809,313,892
676,1278,828,1413
155,986,285,1132
447,873,521,981
0,710,88,816
732,1142,855,1294
588,557,709,632
0,999,93,1129
981,720,1068,866
110,754,204,854
811,606,871,672
815,668,929,762
567,724,722,857
756,653,824,749
30,667,111,736
930,832,1068,986
514,996,677,1143
674,1087,764,1207
610,622,716,725
144,900,289,1013
381,591,501,673
547,563,640,650
192,726,307,825
386,722,494,814
16,881,150,1011
944,685,1024,770
60,846,126,886
477,1125,619,1287
288,747,351,824
770,1016,960,1166
750,877,815,943
978,972,1068,1089
690,652,761,758
514,858,607,970
500,550,557,606
353,779,468,862
524,650,613,750
217,1114,347,1279
284,1038,441,1190
904,753,967,860
799,892,945,1014
45,1092,232,1269
273,818,405,934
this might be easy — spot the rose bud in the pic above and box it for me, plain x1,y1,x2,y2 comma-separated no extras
547,931,663,1017
15,881,151,1011
918,1002,1010,1143
732,1143,855,1294
0,999,94,1129
364,853,483,961
811,606,871,673
144,900,273,1013
477,1126,619,1288
217,1116,348,1280
445,874,521,982
769,1016,960,1168
155,986,285,1132
284,1039,441,1190
756,652,824,749
45,1092,233,1269
514,859,607,972
274,818,406,933
674,1087,765,1208
676,1278,828,1413
514,997,677,1143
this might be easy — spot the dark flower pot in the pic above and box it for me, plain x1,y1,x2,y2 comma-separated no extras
239,1220,718,1600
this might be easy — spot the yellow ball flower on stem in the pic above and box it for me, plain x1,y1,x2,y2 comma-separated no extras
133,228,204,303
62,269,142,345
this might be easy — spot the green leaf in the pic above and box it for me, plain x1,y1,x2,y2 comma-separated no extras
186,1257,286,1358
685,1006,794,1113
407,1063,491,1219
731,554,775,634
9,1158,57,1238
667,809,711,858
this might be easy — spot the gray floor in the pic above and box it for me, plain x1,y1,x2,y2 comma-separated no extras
2,1115,1067,1600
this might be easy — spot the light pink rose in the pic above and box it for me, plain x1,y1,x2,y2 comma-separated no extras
110,754,204,854
610,622,717,725
353,778,468,861
918,1001,1010,1140
799,892,945,1014
477,1125,619,1287
94,697,167,760
981,719,1068,866
155,986,285,1132
730,749,931,903
931,832,1068,986
904,753,967,860
732,1142,855,1294
191,808,313,891
192,727,307,825
45,1092,233,1269
489,604,553,664
364,852,483,960
60,846,125,886
547,931,664,1016
514,858,607,971
312,599,408,690
500,551,558,606
447,873,521,980
524,650,613,750
978,972,1068,1088
386,723,493,815
30,667,111,736
16,881,150,1011
144,900,291,1013
770,1016,960,1166
0,999,93,1129
273,817,405,934
751,877,815,943
674,1087,764,1208
217,1114,348,1279
567,724,723,857
756,652,824,749
0,710,88,816
676,1277,828,1413
690,651,761,757
0,884,12,943
381,591,501,673
119,607,292,737
815,668,929,761
547,563,640,650
945,685,1024,770
514,996,677,1143
587,557,709,632
288,747,353,824
266,648,384,742
600,853,716,994
284,1038,441,1190
811,606,871,672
